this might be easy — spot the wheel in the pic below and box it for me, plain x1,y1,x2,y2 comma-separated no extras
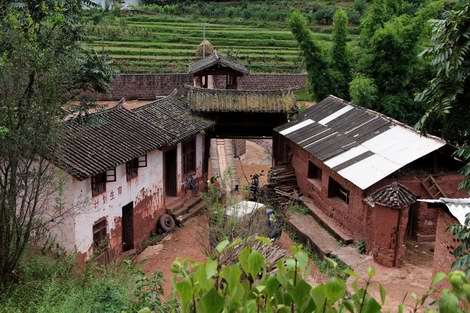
158,214,176,232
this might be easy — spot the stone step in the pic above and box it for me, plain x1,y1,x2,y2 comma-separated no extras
286,212,342,258
301,197,353,244
176,201,206,224
171,196,202,217
166,197,185,214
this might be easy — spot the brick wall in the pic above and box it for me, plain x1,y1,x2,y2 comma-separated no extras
433,210,459,285
82,73,308,100
283,139,465,267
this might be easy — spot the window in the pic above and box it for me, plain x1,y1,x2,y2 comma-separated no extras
92,219,108,254
126,155,147,181
328,177,350,204
308,161,322,180
126,158,139,180
91,172,107,197
226,75,235,89
182,138,196,174
91,168,116,197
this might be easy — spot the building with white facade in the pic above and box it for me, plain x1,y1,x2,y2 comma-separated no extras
47,93,213,264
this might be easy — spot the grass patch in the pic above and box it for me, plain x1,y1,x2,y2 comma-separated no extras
0,248,174,313
288,204,310,215
295,88,313,102
286,229,350,279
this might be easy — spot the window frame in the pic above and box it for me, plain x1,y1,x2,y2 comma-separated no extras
92,218,108,255
327,177,350,205
91,172,107,197
307,161,322,180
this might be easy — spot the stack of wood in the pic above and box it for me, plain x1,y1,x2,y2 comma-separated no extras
264,165,301,209
220,239,287,275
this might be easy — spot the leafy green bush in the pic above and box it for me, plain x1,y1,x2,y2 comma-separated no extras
172,237,470,312
0,249,173,313
356,240,366,254
288,204,309,215
314,6,336,25
348,9,362,25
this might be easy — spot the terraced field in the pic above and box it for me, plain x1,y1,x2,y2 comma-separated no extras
84,13,358,73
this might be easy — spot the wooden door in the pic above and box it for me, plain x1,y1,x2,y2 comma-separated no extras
122,202,134,251
164,148,178,196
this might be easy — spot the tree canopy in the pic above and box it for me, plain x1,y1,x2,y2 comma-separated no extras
0,0,115,285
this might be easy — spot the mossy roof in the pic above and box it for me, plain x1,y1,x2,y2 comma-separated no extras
187,86,297,113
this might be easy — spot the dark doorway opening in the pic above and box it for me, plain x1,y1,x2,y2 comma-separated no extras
122,202,134,252
164,147,178,197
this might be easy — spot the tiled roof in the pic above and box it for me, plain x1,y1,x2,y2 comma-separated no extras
133,93,214,145
53,104,171,180
52,94,214,180
366,182,417,209
188,51,248,75
275,96,446,190
187,86,297,113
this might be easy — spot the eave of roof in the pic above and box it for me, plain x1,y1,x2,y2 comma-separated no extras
275,95,447,190
53,104,171,180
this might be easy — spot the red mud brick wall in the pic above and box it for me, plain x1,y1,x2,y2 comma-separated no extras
287,141,466,264
370,205,410,267
433,210,459,276
82,73,308,100
289,143,370,243
371,174,466,242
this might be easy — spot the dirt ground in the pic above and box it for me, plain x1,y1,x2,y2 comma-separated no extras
137,214,210,299
235,140,273,189
137,212,328,298
137,140,328,297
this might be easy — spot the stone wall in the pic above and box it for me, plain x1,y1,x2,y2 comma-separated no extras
82,73,308,100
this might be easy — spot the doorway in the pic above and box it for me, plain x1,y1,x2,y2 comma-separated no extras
122,202,134,252
164,147,178,197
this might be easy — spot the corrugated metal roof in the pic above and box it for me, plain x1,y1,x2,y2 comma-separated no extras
419,198,470,225
275,95,447,190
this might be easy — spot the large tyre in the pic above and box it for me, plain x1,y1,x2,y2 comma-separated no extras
159,214,176,233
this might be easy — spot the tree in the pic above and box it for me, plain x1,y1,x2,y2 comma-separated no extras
331,9,351,99
356,0,443,124
0,0,115,285
289,11,336,101
415,3,470,274
349,76,378,108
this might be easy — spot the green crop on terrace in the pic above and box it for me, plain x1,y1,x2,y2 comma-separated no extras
84,2,359,73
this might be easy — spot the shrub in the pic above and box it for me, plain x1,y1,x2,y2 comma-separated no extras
348,9,362,25
314,6,336,25
357,240,366,254
172,238,470,313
